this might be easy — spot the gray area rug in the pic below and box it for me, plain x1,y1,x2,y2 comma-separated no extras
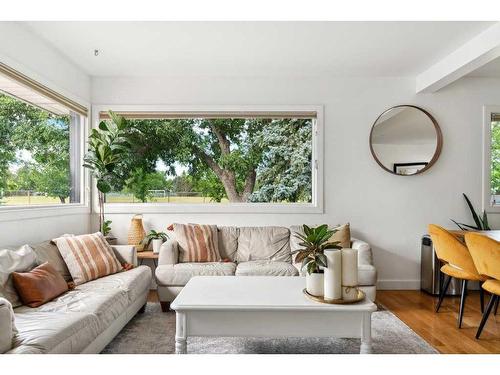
102,303,438,354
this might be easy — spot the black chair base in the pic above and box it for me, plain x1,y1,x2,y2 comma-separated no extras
435,274,482,329
476,294,499,339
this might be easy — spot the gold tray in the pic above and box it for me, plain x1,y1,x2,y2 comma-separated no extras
302,288,365,304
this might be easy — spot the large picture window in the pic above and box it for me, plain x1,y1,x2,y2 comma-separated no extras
0,63,87,208
96,108,322,212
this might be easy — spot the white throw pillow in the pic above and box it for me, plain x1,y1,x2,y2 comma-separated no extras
0,245,37,307
0,297,17,353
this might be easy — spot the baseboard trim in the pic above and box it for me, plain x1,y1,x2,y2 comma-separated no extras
377,280,420,290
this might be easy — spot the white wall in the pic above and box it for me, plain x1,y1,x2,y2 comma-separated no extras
0,22,91,248
91,75,500,289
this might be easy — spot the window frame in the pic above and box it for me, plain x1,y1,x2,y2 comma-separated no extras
92,104,324,214
482,105,500,213
0,108,90,221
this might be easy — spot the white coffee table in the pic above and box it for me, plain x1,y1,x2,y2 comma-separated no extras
171,276,377,354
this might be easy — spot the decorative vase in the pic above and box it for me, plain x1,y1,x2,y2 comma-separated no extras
128,214,146,251
324,249,342,301
306,272,324,297
152,239,163,254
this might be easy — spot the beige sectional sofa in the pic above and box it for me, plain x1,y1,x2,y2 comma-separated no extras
3,242,151,354
155,225,377,311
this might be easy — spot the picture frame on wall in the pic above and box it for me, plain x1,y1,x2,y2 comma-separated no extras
393,162,428,175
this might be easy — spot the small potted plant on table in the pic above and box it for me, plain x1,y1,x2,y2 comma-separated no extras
143,230,170,253
292,224,341,296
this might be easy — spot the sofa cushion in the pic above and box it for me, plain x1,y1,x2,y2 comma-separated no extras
218,226,239,261
11,309,101,354
331,223,351,248
156,262,236,286
174,223,221,263
12,262,69,308
52,232,123,285
0,245,37,308
237,226,291,262
31,240,72,281
14,286,129,331
76,266,152,303
235,261,299,276
358,264,377,286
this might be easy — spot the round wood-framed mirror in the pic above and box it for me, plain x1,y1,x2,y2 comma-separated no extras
369,105,442,176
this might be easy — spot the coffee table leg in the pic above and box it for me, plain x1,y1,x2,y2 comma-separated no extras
360,312,372,354
175,311,187,354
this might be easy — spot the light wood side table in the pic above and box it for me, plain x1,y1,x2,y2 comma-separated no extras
137,251,159,267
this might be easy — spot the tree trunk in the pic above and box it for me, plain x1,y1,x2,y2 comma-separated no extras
59,197,66,204
194,126,258,203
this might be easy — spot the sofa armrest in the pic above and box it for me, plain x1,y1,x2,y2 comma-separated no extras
159,239,179,265
0,298,16,353
112,245,137,267
351,238,373,266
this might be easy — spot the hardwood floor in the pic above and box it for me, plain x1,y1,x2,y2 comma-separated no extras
377,290,500,353
148,290,159,302
148,289,499,353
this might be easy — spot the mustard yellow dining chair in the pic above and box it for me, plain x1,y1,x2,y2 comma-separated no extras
428,225,487,328
465,232,500,339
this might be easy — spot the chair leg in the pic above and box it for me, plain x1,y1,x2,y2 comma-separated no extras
436,275,451,313
458,279,468,328
476,295,498,339
495,296,499,315
479,286,485,314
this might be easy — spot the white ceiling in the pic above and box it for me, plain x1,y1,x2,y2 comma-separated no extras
22,21,494,78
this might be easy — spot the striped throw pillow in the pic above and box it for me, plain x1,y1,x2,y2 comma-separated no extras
52,232,122,285
174,223,220,262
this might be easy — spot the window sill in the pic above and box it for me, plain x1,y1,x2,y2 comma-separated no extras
0,204,90,222
104,202,323,214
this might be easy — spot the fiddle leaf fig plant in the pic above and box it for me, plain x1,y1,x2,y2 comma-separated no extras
83,111,131,233
291,224,342,274
102,220,112,237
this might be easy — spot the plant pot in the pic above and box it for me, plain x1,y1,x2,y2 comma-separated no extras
152,239,163,254
306,272,324,297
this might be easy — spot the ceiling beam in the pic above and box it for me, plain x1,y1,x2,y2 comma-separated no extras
416,22,500,93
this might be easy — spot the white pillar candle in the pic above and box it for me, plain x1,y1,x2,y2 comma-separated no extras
342,285,359,301
341,248,358,287
324,249,342,301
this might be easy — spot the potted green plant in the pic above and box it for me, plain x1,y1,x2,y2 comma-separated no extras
83,111,130,234
101,220,117,244
143,230,170,253
451,193,491,230
292,224,341,296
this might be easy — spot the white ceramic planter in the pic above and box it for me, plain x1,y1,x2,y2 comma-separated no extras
306,272,324,297
152,239,163,253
